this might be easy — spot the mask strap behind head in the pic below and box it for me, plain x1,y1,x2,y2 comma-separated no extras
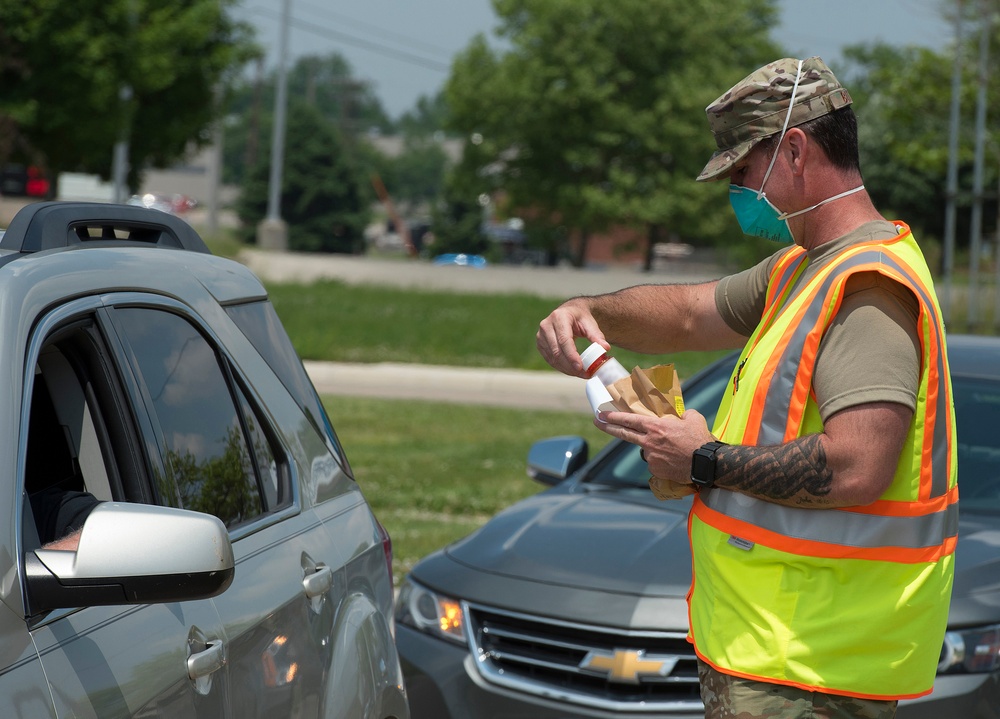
757,59,804,200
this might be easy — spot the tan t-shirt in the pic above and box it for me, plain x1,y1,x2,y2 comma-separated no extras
715,221,921,421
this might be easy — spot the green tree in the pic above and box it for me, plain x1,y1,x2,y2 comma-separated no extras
0,0,257,190
396,92,453,137
366,136,450,209
223,52,391,186
430,166,490,258
842,28,1000,254
237,103,371,254
445,0,781,266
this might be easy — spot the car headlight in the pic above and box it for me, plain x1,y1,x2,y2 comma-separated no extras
938,624,1000,674
395,577,467,646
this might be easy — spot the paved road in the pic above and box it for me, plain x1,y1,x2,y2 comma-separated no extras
243,248,726,412
239,248,724,300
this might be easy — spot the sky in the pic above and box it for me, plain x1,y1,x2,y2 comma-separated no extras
239,0,951,119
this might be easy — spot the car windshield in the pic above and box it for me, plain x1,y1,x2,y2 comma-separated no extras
584,362,1000,515
953,375,1000,514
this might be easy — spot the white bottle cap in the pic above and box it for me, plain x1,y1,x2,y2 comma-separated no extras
580,342,608,373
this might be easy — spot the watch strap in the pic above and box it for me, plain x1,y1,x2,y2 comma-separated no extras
691,441,727,489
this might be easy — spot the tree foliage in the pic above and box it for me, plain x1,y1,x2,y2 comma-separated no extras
365,136,450,209
237,103,371,254
396,92,453,138
223,52,392,186
444,0,782,265
0,0,257,189
841,22,1000,249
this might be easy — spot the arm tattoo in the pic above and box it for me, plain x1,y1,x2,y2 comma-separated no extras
713,435,835,507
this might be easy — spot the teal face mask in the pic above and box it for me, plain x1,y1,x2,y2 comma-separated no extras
729,182,868,244
729,185,794,243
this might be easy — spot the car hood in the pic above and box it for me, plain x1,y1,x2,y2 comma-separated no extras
445,487,693,598
440,488,1000,627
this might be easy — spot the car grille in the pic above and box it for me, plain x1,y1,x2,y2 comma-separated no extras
465,602,702,713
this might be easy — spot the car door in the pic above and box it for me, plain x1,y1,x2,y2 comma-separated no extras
108,301,351,718
21,300,231,718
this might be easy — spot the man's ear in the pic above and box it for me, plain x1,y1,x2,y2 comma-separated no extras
784,127,809,177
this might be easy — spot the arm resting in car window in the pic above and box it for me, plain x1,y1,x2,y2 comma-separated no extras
31,486,102,549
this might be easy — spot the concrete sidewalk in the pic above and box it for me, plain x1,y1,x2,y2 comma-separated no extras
304,360,592,413
241,248,724,300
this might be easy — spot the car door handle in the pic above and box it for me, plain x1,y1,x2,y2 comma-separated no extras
302,565,333,599
187,640,226,680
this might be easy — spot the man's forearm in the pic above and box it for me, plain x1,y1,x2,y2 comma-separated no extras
588,281,733,354
713,435,837,508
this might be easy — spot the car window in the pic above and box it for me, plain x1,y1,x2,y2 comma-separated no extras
114,307,271,528
953,375,1000,514
234,381,290,510
23,313,154,549
225,300,349,471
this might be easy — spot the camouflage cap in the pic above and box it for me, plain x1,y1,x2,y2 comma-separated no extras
696,56,852,182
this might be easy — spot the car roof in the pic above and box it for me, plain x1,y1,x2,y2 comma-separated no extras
1,201,209,255
947,334,1000,379
0,201,266,306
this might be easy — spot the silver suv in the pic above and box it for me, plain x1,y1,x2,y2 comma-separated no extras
0,202,408,718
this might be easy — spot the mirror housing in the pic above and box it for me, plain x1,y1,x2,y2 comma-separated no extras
527,436,589,486
25,503,235,614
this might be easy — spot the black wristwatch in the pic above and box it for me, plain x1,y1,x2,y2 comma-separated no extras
691,441,727,489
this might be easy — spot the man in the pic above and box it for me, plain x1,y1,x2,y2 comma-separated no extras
537,57,956,719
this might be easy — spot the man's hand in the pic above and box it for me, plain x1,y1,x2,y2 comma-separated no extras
594,408,716,484
536,298,608,378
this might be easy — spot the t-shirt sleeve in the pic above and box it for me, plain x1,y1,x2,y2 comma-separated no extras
813,272,921,420
715,249,789,336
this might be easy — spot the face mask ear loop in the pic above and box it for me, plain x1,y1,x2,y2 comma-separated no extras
756,59,804,200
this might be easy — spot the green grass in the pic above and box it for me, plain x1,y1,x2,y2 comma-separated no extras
323,394,611,581
272,278,727,582
268,279,733,379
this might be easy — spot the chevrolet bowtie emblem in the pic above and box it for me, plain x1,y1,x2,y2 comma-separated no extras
579,649,678,684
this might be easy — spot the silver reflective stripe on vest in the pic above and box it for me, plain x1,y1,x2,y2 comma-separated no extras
759,248,953,498
700,490,959,549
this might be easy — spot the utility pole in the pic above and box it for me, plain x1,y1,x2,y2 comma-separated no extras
942,0,964,322
966,0,991,328
111,84,133,204
256,0,291,251
111,0,138,205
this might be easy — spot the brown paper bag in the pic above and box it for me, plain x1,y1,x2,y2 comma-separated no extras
606,364,695,500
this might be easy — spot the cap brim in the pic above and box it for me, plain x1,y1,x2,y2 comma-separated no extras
696,137,762,183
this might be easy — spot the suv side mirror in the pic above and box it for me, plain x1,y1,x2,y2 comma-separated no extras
25,503,235,614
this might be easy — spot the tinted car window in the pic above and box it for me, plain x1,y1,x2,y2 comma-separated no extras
234,381,290,510
953,376,1000,513
116,308,264,527
226,300,348,470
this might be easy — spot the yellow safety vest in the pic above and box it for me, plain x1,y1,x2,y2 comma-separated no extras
688,223,957,700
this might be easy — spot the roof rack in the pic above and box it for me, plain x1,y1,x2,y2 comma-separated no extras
0,201,211,255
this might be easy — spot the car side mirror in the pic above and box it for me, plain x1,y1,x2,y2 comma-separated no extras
527,436,589,486
25,503,235,615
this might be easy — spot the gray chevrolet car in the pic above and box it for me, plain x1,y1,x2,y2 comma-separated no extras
0,202,408,718
396,335,1000,718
